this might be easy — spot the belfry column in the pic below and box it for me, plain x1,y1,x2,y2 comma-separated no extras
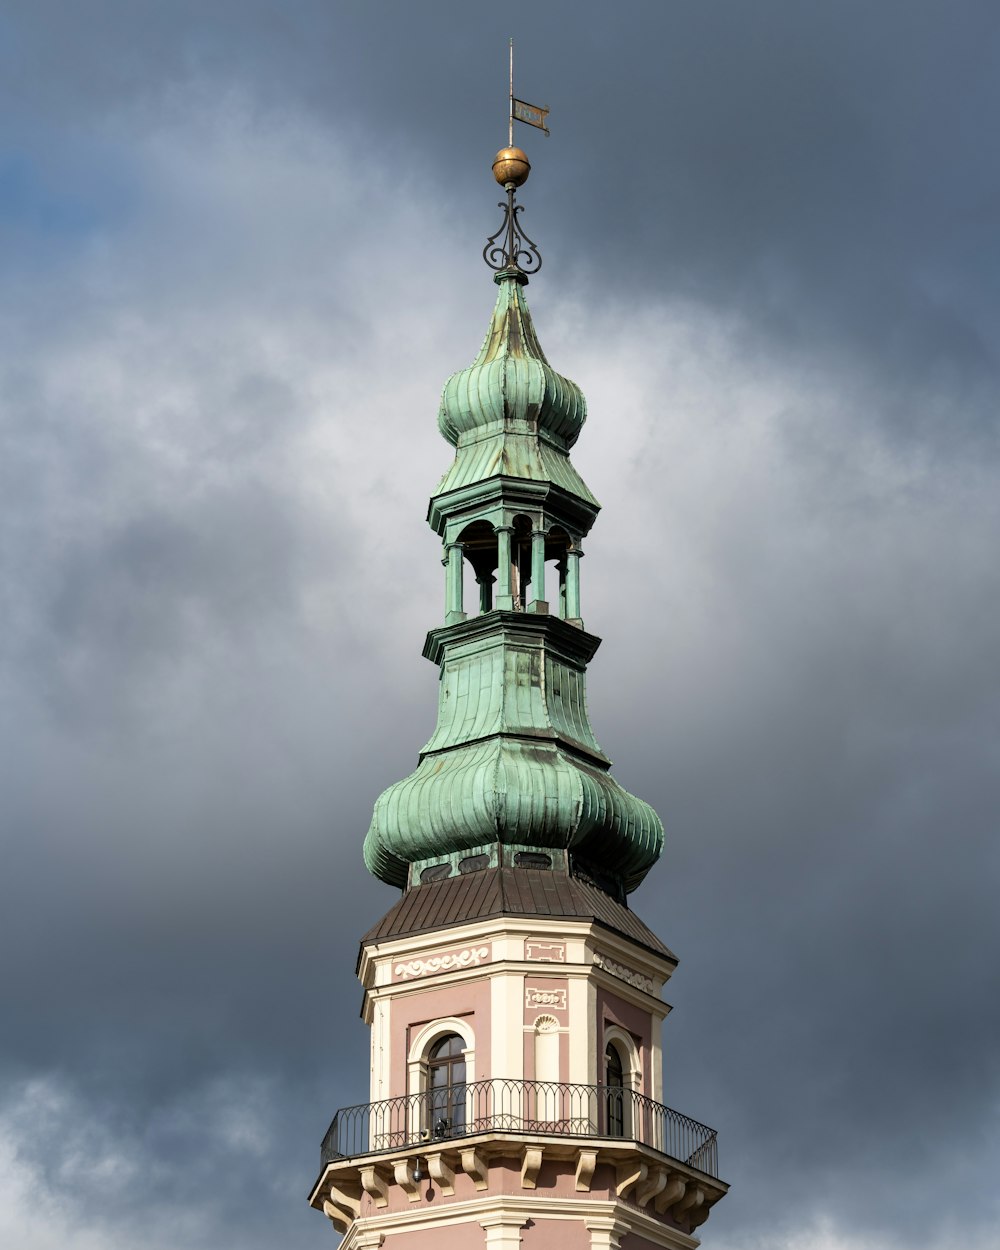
310,135,727,1250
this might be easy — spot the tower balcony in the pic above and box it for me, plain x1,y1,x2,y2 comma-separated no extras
311,1078,727,1239
321,1078,719,1175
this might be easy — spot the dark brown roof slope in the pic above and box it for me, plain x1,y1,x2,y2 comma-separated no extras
361,866,676,963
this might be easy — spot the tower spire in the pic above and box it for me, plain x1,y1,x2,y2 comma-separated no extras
363,138,663,897
310,118,728,1250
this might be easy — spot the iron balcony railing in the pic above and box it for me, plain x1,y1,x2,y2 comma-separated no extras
320,1079,719,1178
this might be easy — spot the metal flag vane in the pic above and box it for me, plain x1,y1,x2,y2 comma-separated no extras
483,39,549,277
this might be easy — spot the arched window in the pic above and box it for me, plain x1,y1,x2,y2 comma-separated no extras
605,1041,626,1137
427,1033,467,1138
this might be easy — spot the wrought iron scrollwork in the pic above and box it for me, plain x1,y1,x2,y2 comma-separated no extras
483,187,542,275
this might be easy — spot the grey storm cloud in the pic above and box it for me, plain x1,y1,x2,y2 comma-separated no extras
1,4,999,1250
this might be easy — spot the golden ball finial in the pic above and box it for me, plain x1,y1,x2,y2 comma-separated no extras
492,146,530,187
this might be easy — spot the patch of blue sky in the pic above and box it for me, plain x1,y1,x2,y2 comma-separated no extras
0,137,139,252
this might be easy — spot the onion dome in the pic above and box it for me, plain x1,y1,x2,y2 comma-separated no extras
439,270,586,451
362,615,664,898
432,270,598,508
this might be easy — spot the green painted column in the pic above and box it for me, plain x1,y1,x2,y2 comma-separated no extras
566,548,582,621
527,529,548,614
495,526,514,610
478,572,494,614
445,542,466,624
557,557,568,619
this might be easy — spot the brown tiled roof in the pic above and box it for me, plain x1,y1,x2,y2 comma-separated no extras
361,866,676,962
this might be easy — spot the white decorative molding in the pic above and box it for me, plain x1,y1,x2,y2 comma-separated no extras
394,945,491,980
594,952,655,994
525,987,567,1010
526,940,566,962
533,1013,559,1033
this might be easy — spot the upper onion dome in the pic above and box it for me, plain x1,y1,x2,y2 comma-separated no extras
438,269,586,452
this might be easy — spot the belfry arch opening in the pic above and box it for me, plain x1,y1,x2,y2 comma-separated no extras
443,515,581,623
458,520,497,614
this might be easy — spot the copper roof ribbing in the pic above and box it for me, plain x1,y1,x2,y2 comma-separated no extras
361,866,675,962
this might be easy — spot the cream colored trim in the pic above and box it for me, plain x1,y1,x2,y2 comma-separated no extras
650,1014,664,1103
584,1215,632,1250
567,972,589,1084
593,952,655,995
586,975,598,1085
359,914,676,997
603,1023,642,1092
407,1016,476,1078
370,996,389,1101
480,1211,527,1250
394,945,492,980
491,967,524,1080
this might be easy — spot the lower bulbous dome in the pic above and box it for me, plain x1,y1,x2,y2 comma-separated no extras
363,737,664,895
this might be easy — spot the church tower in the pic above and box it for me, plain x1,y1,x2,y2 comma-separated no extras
309,139,728,1250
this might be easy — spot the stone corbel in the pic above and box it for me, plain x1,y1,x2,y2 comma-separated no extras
321,1200,352,1234
393,1158,422,1202
520,1144,544,1189
635,1164,669,1208
360,1164,390,1208
461,1147,489,1190
615,1158,647,1200
575,1148,598,1192
671,1182,705,1226
323,1177,361,1232
653,1172,686,1215
355,1232,386,1250
427,1151,455,1196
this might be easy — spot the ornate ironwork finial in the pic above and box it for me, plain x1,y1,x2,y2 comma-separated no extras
483,42,549,278
483,155,542,276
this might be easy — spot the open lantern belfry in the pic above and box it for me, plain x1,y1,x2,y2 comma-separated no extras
309,68,728,1250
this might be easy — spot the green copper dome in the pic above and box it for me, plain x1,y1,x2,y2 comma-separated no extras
432,271,598,509
362,265,665,900
363,614,663,895
439,269,586,450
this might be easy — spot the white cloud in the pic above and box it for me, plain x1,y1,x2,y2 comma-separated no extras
2,77,999,1250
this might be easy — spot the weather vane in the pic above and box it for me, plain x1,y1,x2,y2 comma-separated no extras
483,38,549,277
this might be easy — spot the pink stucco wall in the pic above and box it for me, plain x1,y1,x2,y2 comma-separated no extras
382,1222,482,1250
378,1215,591,1250
621,1233,673,1250
521,1217,591,1250
388,976,492,1097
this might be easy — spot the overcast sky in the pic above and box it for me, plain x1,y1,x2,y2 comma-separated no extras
2,3,999,1249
